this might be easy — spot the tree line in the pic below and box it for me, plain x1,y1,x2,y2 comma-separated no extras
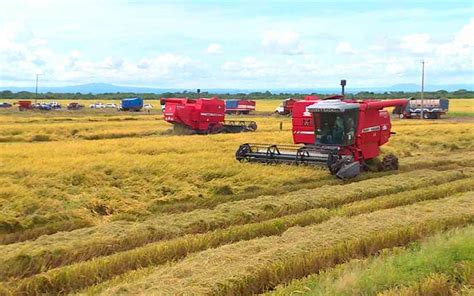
0,89,472,101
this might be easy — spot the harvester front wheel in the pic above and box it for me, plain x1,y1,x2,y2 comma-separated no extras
380,154,399,171
327,154,344,175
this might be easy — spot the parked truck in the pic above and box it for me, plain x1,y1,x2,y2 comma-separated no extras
119,97,143,111
393,97,449,119
225,99,256,114
67,102,84,110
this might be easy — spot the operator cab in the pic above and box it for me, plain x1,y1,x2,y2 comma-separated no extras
306,99,359,146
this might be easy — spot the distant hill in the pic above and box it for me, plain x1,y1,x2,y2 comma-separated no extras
0,82,472,94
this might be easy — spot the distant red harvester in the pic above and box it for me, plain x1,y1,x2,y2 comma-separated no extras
163,97,257,134
17,100,32,111
236,82,408,179
274,98,297,115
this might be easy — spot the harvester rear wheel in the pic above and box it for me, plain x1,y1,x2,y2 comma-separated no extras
247,122,257,132
380,154,399,171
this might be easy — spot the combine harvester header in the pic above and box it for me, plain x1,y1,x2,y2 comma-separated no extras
236,81,408,179
164,97,257,134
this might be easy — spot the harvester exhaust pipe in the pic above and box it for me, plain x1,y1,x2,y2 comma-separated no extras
340,79,346,96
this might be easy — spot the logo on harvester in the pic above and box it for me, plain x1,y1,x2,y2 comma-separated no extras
362,126,381,133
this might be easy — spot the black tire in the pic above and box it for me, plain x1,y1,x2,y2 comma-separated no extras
327,154,344,175
380,154,399,171
247,122,257,132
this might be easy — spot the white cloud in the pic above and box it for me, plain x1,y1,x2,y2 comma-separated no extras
103,57,124,70
399,33,432,54
206,43,222,55
335,42,356,55
261,30,304,55
0,22,201,86
222,57,269,77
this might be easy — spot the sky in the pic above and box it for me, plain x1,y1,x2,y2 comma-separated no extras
0,0,473,89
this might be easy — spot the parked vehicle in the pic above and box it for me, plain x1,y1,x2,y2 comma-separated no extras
35,103,52,111
105,103,117,108
0,102,12,108
90,103,105,109
49,102,62,109
144,103,153,110
160,99,166,111
119,97,143,111
67,102,84,110
393,97,449,119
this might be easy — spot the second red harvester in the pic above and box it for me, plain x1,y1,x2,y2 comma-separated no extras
163,97,257,134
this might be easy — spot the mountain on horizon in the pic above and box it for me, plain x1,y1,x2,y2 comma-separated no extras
0,82,472,95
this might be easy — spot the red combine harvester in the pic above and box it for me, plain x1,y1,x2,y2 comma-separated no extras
17,100,33,111
236,84,408,179
164,97,257,134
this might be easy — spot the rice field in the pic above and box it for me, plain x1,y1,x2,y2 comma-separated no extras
0,99,473,295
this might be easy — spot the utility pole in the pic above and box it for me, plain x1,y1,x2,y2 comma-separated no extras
420,61,425,120
35,73,40,104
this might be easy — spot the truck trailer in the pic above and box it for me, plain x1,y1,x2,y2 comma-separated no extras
119,97,143,112
393,97,449,119
225,99,256,114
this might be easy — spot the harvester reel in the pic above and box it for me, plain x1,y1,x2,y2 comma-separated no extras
265,145,281,164
380,154,399,171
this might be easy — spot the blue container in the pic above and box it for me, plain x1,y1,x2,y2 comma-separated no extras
121,97,143,111
225,100,239,109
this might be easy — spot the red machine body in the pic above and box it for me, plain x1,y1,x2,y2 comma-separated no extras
163,97,257,134
292,96,321,144
310,99,407,163
164,97,225,133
